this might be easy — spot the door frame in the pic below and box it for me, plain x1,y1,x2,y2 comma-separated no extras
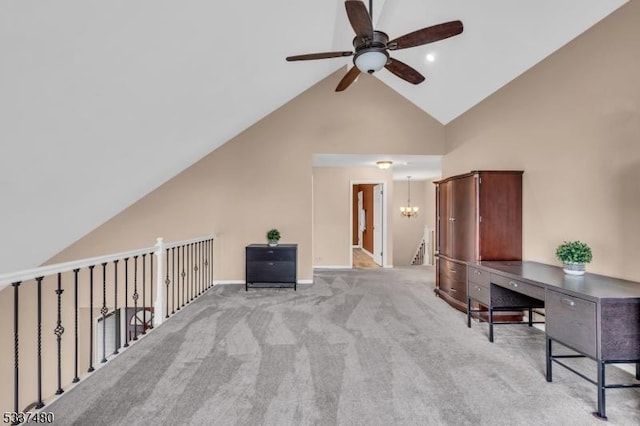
349,180,390,268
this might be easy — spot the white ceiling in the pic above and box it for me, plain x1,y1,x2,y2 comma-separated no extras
313,154,442,181
0,0,627,273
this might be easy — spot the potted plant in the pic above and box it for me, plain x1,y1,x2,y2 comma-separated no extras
267,229,281,247
555,240,593,276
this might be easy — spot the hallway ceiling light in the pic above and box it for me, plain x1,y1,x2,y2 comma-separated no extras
376,160,393,169
400,176,419,218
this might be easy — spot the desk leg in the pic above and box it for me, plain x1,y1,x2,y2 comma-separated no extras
467,298,471,328
636,362,640,380
546,337,552,382
528,307,533,327
489,308,494,342
593,360,607,420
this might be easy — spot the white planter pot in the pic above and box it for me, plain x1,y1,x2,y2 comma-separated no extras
563,262,586,276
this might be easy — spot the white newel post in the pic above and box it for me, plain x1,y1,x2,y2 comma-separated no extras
423,226,432,266
153,237,165,328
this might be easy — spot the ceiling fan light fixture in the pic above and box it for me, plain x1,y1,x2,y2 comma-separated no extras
355,49,388,74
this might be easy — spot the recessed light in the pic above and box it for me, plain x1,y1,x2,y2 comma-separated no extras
425,53,436,63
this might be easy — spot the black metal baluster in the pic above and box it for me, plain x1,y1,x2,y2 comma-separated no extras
88,266,95,372
35,276,44,408
123,258,129,348
149,252,154,330
113,260,120,355
189,243,194,302
54,273,65,394
12,281,21,424
172,247,176,314
211,238,215,289
142,253,147,335
72,269,80,383
207,239,211,290
165,248,170,319
203,240,206,292
205,239,210,290
133,256,139,341
195,242,200,296
181,245,186,308
101,263,108,363
176,246,181,311
215,240,218,290
203,241,207,291
200,241,204,294
193,242,197,297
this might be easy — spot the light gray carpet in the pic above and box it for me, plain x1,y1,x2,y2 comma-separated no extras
47,267,640,425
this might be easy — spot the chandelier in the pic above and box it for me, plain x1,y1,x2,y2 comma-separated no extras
400,176,419,218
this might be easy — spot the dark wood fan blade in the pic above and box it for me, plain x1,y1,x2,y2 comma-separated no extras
286,51,353,61
388,20,463,50
345,1,374,40
335,66,361,92
385,58,425,84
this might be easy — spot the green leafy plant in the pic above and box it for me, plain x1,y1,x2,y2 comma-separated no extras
267,229,281,241
555,240,593,264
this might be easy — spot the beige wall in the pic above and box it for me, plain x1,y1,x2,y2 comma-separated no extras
313,167,393,267
48,68,445,281
444,1,640,280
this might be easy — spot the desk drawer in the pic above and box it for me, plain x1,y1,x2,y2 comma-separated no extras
491,274,544,301
546,290,597,358
440,275,467,303
468,266,490,286
246,247,295,262
468,280,490,305
440,258,467,282
246,261,295,283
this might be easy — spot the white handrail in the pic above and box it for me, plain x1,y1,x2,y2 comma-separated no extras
0,234,216,290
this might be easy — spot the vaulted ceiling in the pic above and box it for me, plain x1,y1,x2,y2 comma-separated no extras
0,0,627,273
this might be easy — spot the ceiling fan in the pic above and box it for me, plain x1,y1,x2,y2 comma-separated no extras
286,0,463,92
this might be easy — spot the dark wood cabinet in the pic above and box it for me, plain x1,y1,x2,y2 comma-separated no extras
245,244,297,290
435,171,523,312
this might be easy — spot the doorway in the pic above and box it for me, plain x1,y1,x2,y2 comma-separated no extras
351,181,386,268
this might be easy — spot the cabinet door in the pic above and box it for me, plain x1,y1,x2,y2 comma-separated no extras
437,181,452,257
477,172,523,260
451,175,477,261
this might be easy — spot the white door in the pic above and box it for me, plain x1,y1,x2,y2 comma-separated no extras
373,184,383,266
357,191,364,247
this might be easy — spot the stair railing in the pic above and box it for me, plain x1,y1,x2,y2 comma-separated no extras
0,235,215,420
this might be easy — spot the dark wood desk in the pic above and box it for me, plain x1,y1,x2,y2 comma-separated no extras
466,260,640,420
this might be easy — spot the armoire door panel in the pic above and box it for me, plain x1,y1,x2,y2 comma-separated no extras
438,181,452,257
451,175,477,261
477,172,523,260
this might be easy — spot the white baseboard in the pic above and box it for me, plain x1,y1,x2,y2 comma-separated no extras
213,280,245,285
214,279,313,285
313,265,352,269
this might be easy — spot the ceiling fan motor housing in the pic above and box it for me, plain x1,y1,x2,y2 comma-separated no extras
353,31,389,74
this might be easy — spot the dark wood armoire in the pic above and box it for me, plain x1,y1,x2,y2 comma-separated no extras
434,171,523,312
